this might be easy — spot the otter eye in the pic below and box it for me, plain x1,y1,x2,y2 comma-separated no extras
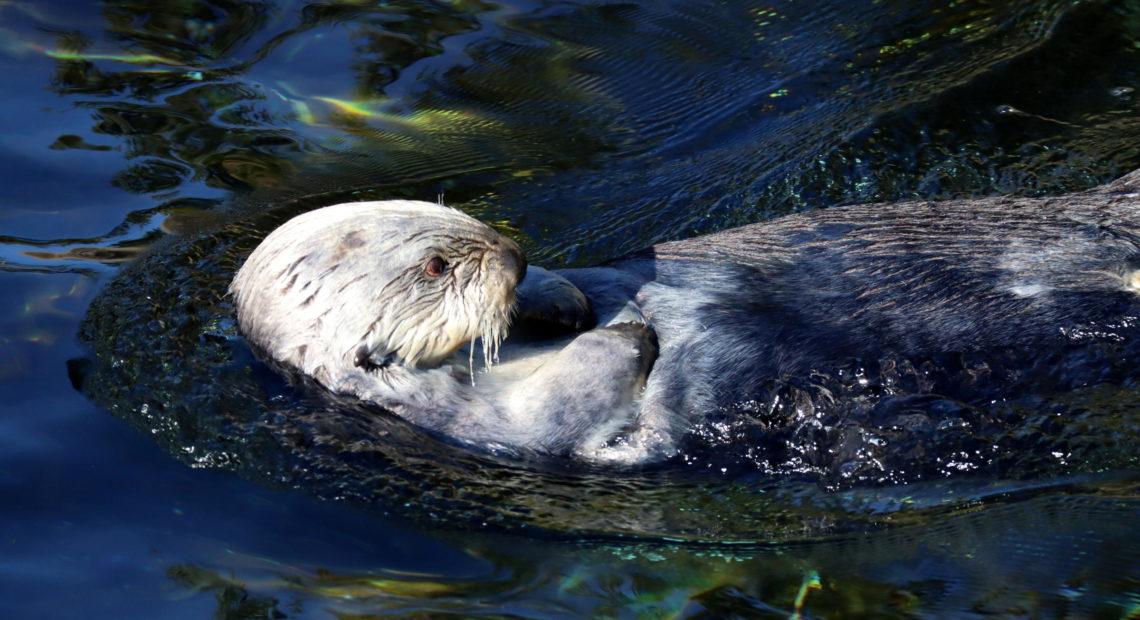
425,256,447,277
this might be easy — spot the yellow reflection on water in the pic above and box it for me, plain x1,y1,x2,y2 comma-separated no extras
310,96,488,130
44,50,185,66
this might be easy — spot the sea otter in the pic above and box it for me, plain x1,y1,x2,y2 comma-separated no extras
231,171,1140,464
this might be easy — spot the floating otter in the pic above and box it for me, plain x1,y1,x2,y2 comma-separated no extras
231,172,1140,464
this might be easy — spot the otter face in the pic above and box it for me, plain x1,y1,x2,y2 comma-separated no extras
230,201,525,382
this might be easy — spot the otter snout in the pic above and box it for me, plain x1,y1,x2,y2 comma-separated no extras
508,242,528,288
490,237,527,290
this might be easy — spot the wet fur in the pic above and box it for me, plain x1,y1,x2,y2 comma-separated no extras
560,170,1140,462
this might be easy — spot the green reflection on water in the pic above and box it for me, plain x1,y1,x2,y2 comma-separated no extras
13,0,1140,271
158,491,1140,617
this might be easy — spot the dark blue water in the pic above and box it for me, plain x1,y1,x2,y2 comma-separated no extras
3,0,1140,616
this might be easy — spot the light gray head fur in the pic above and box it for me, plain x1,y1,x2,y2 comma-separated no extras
230,200,525,386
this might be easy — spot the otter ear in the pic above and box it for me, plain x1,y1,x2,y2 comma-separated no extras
353,343,395,372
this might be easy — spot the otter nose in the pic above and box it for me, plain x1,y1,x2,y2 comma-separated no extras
512,246,527,285
491,238,527,286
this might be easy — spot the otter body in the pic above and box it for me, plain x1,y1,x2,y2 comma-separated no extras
231,173,1140,464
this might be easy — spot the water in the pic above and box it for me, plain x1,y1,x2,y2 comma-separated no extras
2,0,1139,617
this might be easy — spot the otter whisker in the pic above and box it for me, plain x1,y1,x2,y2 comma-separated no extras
468,340,476,386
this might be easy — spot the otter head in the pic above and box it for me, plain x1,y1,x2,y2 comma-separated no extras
230,200,526,384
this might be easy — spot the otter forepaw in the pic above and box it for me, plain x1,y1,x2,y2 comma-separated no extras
599,322,659,369
514,266,596,335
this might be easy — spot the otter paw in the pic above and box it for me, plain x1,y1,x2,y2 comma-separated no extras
514,266,596,335
600,322,659,368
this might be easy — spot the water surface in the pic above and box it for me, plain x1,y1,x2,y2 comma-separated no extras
2,0,1139,616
